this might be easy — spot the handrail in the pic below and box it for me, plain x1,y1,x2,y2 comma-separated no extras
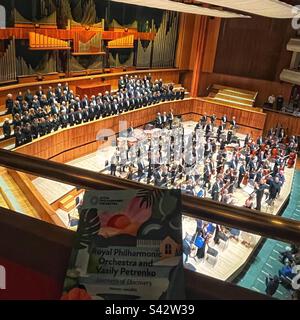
0,206,272,300
0,149,299,245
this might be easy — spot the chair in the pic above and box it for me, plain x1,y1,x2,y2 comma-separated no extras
240,231,255,248
218,232,229,251
206,246,218,267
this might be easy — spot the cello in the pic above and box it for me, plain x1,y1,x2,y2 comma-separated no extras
287,152,297,168
271,147,278,158
242,171,249,186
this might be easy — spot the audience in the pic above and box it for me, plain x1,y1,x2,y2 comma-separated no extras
265,92,300,116
3,74,185,147
265,243,300,298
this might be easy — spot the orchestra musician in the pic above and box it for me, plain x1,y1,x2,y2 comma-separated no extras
255,179,269,211
221,114,227,130
211,175,222,202
230,116,237,130
238,161,246,188
244,194,255,209
106,111,298,214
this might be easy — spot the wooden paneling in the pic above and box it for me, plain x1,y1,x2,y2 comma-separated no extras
214,17,295,81
195,99,266,139
264,109,300,136
190,16,208,97
76,83,111,97
175,13,196,70
14,99,192,161
199,72,293,107
202,18,221,73
14,98,265,163
0,68,182,108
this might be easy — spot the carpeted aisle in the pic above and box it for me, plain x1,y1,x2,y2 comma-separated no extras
237,170,300,300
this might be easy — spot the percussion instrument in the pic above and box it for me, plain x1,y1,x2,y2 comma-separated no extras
133,129,146,142
127,137,137,147
172,117,181,128
152,128,162,138
144,130,152,139
117,137,127,148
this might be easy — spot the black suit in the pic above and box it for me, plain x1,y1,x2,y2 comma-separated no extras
211,182,220,201
137,161,145,180
3,122,11,139
75,111,83,125
6,99,14,114
60,114,68,128
238,165,246,187
255,183,269,211
68,113,76,127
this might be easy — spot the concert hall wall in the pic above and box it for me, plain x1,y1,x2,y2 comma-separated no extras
214,16,295,81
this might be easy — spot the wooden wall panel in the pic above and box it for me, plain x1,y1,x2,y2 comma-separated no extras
14,98,266,163
175,13,196,70
190,16,208,97
199,72,293,107
202,18,221,73
264,109,300,136
194,99,266,139
214,17,295,81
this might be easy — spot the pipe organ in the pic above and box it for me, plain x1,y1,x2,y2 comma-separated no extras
0,38,17,82
16,56,35,76
0,3,179,82
29,32,71,50
137,40,152,68
109,52,134,67
107,35,135,49
152,12,179,68
73,33,105,55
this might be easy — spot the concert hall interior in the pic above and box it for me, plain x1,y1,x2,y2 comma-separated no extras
0,0,300,301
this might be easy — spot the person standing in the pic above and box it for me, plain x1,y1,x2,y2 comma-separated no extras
255,179,269,211
3,119,11,139
265,275,279,296
238,161,246,188
110,154,117,176
211,176,221,202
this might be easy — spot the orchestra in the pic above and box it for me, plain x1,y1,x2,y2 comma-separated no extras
107,112,298,212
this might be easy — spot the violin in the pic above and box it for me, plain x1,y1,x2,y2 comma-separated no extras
260,143,267,152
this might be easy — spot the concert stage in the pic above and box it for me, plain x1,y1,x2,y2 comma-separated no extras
32,120,296,282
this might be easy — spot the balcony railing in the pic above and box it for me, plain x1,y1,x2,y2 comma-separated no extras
0,149,299,299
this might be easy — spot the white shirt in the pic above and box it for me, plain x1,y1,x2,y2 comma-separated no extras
268,95,276,104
